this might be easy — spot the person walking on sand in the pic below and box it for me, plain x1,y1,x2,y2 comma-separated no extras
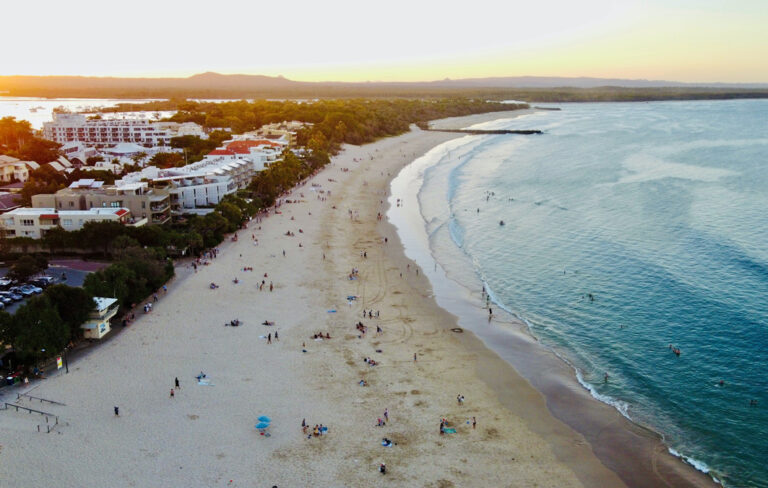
384,408,389,422
414,353,417,362
114,406,119,416
170,388,175,398
175,377,180,389
270,282,273,292
268,333,272,344
472,416,477,429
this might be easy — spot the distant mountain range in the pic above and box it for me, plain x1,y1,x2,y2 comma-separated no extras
0,72,766,99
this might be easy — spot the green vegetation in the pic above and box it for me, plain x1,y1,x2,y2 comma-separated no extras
0,285,94,365
0,117,60,163
83,244,174,312
6,254,48,282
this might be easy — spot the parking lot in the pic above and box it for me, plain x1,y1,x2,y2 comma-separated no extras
0,261,102,314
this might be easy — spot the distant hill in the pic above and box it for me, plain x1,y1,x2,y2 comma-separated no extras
0,73,766,100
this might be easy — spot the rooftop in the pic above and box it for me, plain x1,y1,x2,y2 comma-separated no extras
5,207,130,218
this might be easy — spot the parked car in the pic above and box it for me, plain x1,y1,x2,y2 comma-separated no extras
3,290,23,301
0,301,4,309
30,276,55,288
21,284,43,294
10,286,33,297
0,293,13,305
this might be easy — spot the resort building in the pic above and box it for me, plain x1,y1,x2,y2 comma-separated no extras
0,207,133,239
42,113,176,148
31,179,170,225
204,140,283,171
0,155,40,183
82,297,119,339
117,166,235,216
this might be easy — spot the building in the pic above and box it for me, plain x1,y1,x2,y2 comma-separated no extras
241,121,311,147
43,156,74,174
154,121,208,139
0,193,21,214
0,207,133,239
59,142,99,166
32,179,170,225
42,113,175,148
0,155,40,183
82,297,119,339
203,140,283,172
117,165,236,216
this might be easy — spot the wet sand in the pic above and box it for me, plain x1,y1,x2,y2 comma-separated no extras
0,111,710,487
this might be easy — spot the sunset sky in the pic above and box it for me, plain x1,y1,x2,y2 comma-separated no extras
3,0,766,82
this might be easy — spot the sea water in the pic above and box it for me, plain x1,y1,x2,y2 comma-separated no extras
394,100,768,487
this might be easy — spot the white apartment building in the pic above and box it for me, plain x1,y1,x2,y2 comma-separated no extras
0,207,133,239
43,113,175,148
116,158,247,216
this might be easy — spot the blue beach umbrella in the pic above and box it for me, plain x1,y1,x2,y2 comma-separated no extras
255,422,270,429
257,416,271,423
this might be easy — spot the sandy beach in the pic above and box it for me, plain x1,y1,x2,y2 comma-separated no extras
0,111,706,487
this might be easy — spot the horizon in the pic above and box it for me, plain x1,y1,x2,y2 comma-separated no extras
2,0,767,84
1,72,767,87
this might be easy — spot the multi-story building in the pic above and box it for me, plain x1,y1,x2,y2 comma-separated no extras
82,297,119,339
117,166,236,217
0,207,133,239
42,113,176,148
32,179,171,225
0,155,40,183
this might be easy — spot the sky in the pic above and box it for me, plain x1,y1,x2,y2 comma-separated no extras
2,0,767,83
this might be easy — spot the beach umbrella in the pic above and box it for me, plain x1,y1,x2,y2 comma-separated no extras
257,416,271,423
255,422,270,429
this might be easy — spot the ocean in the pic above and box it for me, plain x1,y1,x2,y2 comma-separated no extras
390,100,768,487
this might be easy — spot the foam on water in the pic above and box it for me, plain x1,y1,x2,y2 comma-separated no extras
395,100,768,488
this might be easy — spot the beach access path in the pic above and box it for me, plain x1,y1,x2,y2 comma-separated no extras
0,112,624,487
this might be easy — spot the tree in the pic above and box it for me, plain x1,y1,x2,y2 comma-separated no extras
216,202,243,230
44,285,94,341
12,295,68,362
148,152,184,168
7,255,47,282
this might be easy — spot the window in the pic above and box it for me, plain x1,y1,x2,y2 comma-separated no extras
110,201,121,208
62,219,72,227
4,218,13,226
69,201,74,208
21,219,34,226
141,202,146,209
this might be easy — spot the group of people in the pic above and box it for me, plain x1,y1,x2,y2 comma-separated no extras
301,418,328,438
362,309,380,319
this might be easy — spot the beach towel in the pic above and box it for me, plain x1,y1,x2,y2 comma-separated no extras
327,309,337,313
197,379,214,386
443,428,457,434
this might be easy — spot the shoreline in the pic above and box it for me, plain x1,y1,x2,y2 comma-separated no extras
0,109,710,487
386,117,718,487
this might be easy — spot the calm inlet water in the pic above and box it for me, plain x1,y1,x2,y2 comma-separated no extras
406,101,768,487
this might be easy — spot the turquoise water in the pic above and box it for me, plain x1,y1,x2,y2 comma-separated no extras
414,101,768,487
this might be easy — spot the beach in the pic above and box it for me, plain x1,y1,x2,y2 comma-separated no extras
0,110,707,487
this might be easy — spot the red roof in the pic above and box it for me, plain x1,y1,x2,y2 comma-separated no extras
226,140,282,154
40,214,59,219
115,209,129,217
207,149,236,156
